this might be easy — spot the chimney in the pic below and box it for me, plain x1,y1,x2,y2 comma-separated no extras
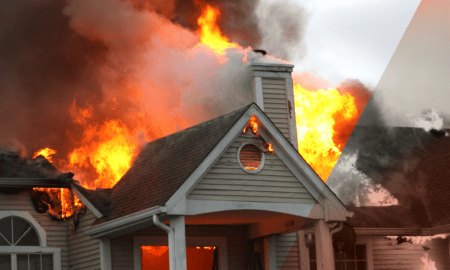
248,54,298,150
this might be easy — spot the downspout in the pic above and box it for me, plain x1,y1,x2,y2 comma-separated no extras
153,215,175,270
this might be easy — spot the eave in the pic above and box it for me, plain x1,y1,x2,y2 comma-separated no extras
0,178,71,189
83,206,167,238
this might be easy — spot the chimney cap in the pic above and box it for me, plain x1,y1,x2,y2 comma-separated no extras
253,49,267,56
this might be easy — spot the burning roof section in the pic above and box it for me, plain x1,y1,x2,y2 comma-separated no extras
92,103,253,224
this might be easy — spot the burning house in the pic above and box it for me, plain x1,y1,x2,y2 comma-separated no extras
0,58,356,270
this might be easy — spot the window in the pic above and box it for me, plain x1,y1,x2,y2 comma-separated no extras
309,244,368,270
237,142,265,173
0,212,61,270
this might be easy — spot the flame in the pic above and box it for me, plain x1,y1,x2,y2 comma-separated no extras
421,253,437,270
196,5,239,55
267,143,273,152
294,84,358,181
68,120,138,189
243,115,259,135
32,148,57,162
32,187,84,219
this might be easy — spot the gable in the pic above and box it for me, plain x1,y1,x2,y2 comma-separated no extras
187,132,316,204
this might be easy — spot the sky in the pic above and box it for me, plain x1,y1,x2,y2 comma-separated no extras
290,0,450,128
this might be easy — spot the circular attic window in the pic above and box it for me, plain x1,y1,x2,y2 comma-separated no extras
237,143,265,173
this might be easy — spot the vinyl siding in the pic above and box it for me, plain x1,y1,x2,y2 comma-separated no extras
371,236,450,270
262,78,290,138
276,232,300,270
111,225,250,270
0,190,70,270
68,209,101,270
188,133,315,204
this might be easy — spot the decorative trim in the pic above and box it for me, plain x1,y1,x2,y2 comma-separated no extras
253,77,264,110
236,141,265,174
0,211,47,247
284,76,298,150
84,206,165,238
133,236,228,270
70,184,103,219
181,200,320,218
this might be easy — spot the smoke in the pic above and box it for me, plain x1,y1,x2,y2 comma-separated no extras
328,92,447,210
255,0,307,62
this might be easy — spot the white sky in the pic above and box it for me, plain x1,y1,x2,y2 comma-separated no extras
293,0,421,89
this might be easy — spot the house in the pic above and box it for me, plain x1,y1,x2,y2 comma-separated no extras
2,60,449,270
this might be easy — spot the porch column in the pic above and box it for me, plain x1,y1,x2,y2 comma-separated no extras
314,220,334,270
263,235,277,270
170,215,187,270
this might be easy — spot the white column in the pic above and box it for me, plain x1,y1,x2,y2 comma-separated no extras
263,235,277,270
314,220,334,270
170,215,187,270
100,237,112,270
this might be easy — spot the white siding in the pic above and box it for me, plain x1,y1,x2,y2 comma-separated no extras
68,208,101,270
262,78,290,138
0,190,70,270
188,134,315,204
276,232,300,270
371,236,450,270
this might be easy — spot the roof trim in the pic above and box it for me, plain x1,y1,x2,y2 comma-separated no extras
84,206,166,238
70,184,104,219
0,178,71,189
353,223,450,236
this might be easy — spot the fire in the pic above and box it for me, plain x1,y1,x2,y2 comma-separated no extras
32,148,57,163
196,5,239,55
294,83,358,181
32,187,84,220
68,120,139,189
243,115,259,135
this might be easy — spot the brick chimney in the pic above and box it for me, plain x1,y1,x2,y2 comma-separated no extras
249,60,298,150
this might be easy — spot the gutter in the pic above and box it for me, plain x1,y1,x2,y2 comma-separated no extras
153,215,175,270
84,206,166,238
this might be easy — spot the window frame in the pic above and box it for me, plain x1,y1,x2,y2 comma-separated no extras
237,140,266,174
305,236,373,270
0,211,61,270
133,236,228,270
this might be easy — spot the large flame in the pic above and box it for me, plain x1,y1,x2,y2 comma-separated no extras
68,119,139,189
32,148,57,163
196,5,239,55
294,83,359,181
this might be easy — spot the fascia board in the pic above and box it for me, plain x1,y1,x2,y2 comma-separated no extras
84,206,165,238
354,224,450,236
70,184,104,219
253,109,349,218
165,105,257,212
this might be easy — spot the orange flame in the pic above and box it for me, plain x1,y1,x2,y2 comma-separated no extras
68,120,138,189
196,5,239,55
32,187,84,220
243,115,259,135
294,84,358,181
32,148,57,163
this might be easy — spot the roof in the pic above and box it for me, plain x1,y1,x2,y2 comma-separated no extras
94,103,253,224
0,151,59,178
72,183,111,217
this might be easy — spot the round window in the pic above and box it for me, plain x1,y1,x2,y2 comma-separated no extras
237,143,265,173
